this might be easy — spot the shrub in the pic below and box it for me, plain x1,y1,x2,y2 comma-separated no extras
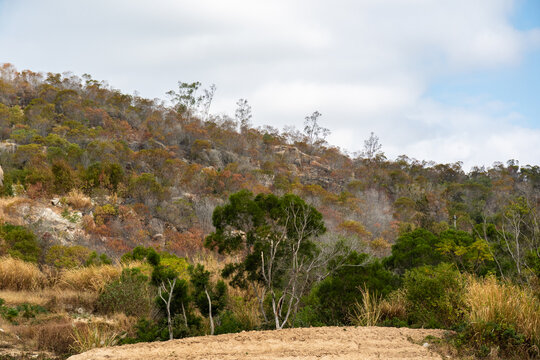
403,263,466,328
57,265,121,293
462,276,540,357
0,256,46,290
0,224,41,263
349,285,383,326
313,252,398,325
97,268,152,316
63,189,92,210
384,228,443,274
45,245,92,268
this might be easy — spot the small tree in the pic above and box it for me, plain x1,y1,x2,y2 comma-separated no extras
188,264,227,335
205,190,334,329
235,99,252,134
158,277,177,340
303,111,330,152
361,132,383,160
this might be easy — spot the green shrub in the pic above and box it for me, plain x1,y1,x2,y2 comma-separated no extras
45,245,100,268
403,263,466,328
312,252,398,325
215,310,245,334
97,268,152,316
0,224,41,263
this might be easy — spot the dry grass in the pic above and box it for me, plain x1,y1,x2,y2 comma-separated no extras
466,276,540,347
12,317,79,356
71,322,121,353
379,288,408,320
57,265,121,293
349,285,383,326
64,189,92,210
0,256,46,291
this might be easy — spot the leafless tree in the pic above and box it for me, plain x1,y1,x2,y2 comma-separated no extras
158,278,177,340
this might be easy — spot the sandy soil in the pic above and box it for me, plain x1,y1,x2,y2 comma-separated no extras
68,326,449,360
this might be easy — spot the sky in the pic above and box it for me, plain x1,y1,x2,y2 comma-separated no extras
0,0,539,169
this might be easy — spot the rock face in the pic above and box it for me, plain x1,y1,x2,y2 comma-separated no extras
1,198,88,246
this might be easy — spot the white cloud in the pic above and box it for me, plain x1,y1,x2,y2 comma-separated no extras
0,0,538,167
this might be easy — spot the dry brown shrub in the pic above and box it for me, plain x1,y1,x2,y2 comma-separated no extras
64,189,92,210
379,288,407,320
57,265,121,293
12,317,81,356
0,256,46,291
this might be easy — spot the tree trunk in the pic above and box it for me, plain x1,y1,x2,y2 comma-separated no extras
205,286,214,335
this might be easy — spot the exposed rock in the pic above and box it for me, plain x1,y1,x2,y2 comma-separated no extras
0,140,17,154
3,199,89,246
51,197,61,206
148,217,164,235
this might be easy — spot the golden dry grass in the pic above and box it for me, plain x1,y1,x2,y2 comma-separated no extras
64,189,92,210
466,276,540,347
0,256,46,290
379,288,408,320
350,285,383,326
57,265,122,293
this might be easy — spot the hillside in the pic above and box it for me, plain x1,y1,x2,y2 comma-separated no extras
0,64,539,360
0,63,538,259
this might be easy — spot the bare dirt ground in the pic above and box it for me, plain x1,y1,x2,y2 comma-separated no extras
68,326,449,360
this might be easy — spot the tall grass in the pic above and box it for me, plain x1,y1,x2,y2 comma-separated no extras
0,256,46,290
57,265,121,293
71,323,120,353
466,276,540,347
349,285,383,326
64,189,92,210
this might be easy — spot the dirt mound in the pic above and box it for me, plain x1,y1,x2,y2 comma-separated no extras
68,326,449,360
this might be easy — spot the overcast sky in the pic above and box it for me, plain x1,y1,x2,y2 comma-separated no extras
1,0,539,169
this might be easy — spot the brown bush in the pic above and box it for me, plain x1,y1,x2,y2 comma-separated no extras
0,256,46,290
57,265,121,293
64,189,92,210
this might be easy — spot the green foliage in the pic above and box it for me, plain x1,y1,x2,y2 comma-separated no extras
215,310,246,335
206,190,325,289
188,264,227,318
51,160,74,194
436,229,494,275
0,298,47,323
83,162,124,192
312,252,398,325
45,245,91,268
97,268,152,316
403,263,466,328
0,224,41,263
453,322,537,359
384,228,443,274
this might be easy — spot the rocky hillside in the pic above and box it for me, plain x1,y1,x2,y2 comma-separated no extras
0,63,538,260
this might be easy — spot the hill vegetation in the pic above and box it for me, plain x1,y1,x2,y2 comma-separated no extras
0,63,539,359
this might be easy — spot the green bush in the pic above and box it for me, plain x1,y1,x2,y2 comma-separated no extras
453,322,537,359
403,263,466,328
45,245,91,268
312,252,398,325
97,268,152,316
384,228,443,274
215,310,245,334
0,224,41,263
